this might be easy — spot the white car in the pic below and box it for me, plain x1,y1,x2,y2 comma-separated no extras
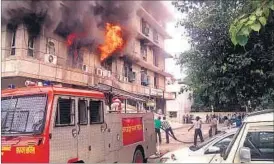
160,128,239,163
211,109,274,163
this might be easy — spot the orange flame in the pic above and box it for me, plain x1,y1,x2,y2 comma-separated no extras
98,23,124,61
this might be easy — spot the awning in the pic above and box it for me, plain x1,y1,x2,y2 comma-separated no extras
89,83,149,102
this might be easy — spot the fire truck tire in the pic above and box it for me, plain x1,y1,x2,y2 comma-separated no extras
73,160,84,163
132,147,146,163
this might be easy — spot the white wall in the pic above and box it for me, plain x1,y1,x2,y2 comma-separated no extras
165,81,193,122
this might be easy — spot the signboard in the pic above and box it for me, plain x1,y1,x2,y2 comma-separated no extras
164,92,176,100
150,88,163,98
122,117,143,146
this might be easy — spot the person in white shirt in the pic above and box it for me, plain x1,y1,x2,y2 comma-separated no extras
210,115,218,136
188,116,204,146
223,116,230,129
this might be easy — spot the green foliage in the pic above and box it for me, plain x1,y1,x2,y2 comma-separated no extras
229,0,274,46
172,0,274,111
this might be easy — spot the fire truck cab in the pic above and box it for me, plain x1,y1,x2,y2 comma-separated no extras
1,82,156,163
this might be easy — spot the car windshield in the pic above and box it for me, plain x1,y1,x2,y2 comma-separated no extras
1,94,47,135
189,131,226,151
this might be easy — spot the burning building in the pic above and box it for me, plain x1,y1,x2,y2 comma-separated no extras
1,1,175,113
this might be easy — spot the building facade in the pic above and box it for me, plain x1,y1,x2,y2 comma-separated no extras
165,78,193,122
1,2,174,113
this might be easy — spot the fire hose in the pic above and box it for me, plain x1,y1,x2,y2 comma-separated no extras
148,128,190,160
160,127,193,144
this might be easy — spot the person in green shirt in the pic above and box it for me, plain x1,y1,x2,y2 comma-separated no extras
154,116,162,144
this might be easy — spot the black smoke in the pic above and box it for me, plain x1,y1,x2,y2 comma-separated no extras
2,1,142,46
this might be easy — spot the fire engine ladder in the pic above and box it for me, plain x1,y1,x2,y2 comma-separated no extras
89,83,149,112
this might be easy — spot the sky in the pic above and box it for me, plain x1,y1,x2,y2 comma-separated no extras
163,1,191,79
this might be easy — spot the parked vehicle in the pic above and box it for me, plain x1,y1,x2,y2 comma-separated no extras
160,128,238,163
1,81,156,163
210,109,274,163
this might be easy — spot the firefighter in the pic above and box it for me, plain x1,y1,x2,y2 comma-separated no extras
154,116,162,144
161,116,176,144
188,116,204,147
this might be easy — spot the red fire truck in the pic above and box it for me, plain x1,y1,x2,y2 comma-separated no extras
1,81,156,163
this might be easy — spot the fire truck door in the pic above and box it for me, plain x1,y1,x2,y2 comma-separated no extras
49,96,78,163
76,99,90,162
86,99,106,162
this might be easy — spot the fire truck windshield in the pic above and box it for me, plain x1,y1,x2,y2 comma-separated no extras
1,94,47,135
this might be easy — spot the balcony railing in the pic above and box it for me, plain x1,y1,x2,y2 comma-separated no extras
2,45,169,97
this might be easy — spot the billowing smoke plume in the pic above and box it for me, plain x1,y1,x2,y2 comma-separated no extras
2,1,142,47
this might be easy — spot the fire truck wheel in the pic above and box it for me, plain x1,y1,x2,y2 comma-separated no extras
133,148,145,163
73,160,84,163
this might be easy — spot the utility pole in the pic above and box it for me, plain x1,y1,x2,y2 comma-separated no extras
247,100,251,113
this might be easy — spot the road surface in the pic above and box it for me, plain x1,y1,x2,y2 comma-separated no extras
148,124,212,163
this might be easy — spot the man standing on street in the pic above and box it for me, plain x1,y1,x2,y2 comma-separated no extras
210,115,218,136
188,116,204,147
223,116,230,129
154,116,162,144
161,116,176,144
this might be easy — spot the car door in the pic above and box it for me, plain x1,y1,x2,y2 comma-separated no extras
236,122,274,163
49,96,78,163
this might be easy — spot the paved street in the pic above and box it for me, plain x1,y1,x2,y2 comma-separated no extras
148,123,222,162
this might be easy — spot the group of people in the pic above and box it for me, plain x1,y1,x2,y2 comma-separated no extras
154,116,176,144
182,114,192,124
154,112,246,147
205,112,246,124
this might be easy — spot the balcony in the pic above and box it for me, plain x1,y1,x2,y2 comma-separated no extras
1,50,158,97
123,47,171,78
137,57,172,77
141,1,175,26
137,7,172,40
136,32,172,58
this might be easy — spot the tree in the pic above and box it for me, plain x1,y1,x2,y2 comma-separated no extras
173,0,274,111
229,0,274,46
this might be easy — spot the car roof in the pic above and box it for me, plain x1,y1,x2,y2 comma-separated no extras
244,109,274,123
